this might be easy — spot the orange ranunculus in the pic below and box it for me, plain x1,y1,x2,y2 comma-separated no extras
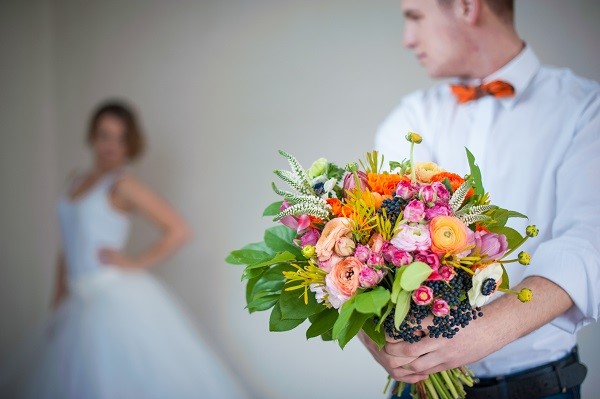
430,172,474,199
429,216,470,255
367,173,406,196
326,198,343,217
315,217,352,262
328,256,362,298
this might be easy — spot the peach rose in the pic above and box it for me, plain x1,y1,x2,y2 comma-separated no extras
429,216,470,255
327,256,363,301
415,162,444,183
315,217,352,261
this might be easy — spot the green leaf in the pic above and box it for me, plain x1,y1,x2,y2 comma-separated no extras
354,287,391,317
391,267,407,304
269,303,305,332
227,248,271,265
306,308,338,339
487,208,509,228
442,177,454,194
362,317,386,349
279,286,323,320
326,163,345,181
250,264,291,298
488,225,524,249
507,210,528,219
247,293,280,313
263,201,284,217
400,262,432,291
376,301,394,331
264,226,304,259
332,299,356,339
242,266,267,281
466,148,485,197
337,311,370,349
320,330,334,341
244,251,297,270
394,290,411,329
499,265,510,290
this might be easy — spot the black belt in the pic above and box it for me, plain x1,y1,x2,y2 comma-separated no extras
465,347,587,399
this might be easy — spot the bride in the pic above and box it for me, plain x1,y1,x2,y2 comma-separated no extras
1,101,248,399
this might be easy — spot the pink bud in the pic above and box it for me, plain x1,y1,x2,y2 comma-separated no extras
432,299,450,317
412,285,434,305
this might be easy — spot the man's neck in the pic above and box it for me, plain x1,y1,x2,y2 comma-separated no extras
461,28,524,80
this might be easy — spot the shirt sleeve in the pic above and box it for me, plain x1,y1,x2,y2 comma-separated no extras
522,91,600,334
374,90,435,162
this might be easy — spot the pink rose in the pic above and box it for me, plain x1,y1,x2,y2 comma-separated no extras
425,202,452,220
403,199,426,223
359,266,385,288
325,257,363,308
432,299,450,316
300,228,320,247
354,245,371,263
419,185,436,203
382,243,413,267
412,285,434,305
335,236,356,257
367,252,384,267
368,233,386,253
315,217,352,262
343,171,369,196
431,182,450,202
414,250,440,270
396,180,417,200
438,265,456,281
390,224,431,252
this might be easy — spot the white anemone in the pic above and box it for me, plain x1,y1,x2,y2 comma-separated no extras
468,263,503,307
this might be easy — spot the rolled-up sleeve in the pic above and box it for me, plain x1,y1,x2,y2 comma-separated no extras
522,92,600,334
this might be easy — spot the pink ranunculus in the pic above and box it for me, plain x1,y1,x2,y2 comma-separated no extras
438,265,456,281
390,224,432,252
300,228,320,247
431,182,450,202
412,285,434,305
425,202,452,220
368,233,386,253
343,171,369,196
359,266,385,288
315,217,352,262
354,244,371,263
325,257,363,308
419,185,437,203
432,299,450,316
396,180,417,200
367,252,385,267
414,250,440,270
476,231,509,261
382,243,413,267
335,236,356,257
318,254,343,273
403,199,426,223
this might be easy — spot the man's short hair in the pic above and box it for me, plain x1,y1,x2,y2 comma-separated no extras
437,0,514,24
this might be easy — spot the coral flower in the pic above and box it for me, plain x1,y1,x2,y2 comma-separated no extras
429,216,470,255
326,257,363,307
430,172,474,199
414,162,444,183
315,218,352,262
367,173,406,196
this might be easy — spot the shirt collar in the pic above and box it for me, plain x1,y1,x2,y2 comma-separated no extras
453,46,541,109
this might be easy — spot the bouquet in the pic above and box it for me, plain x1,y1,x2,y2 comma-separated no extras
227,133,536,399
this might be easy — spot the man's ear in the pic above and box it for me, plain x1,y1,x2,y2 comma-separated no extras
457,0,481,25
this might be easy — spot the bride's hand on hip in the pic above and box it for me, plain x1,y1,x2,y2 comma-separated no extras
99,248,140,269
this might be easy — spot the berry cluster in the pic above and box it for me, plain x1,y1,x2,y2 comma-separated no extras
378,197,406,226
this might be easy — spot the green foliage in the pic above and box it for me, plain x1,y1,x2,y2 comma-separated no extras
362,317,386,349
326,162,346,181
499,266,510,290
279,286,322,320
264,226,304,259
394,290,412,329
465,148,485,197
354,287,391,317
263,201,284,217
269,303,305,332
488,225,524,249
306,308,338,339
400,262,432,291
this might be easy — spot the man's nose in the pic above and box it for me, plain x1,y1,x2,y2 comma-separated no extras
403,26,416,49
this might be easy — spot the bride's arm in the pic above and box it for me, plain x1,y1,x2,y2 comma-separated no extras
51,252,68,308
99,175,192,269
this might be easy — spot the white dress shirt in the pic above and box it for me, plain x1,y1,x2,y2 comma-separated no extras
375,47,600,377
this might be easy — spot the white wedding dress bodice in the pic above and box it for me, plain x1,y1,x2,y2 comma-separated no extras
1,170,248,399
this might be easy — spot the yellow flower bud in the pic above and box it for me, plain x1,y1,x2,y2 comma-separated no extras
526,225,539,237
405,132,423,144
302,245,316,259
518,251,531,265
518,288,533,302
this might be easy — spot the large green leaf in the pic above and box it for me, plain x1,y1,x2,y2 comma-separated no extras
354,287,391,317
332,299,356,339
247,292,280,313
394,290,412,329
306,308,339,339
488,225,524,249
507,210,528,219
245,273,263,304
244,251,297,270
499,265,510,290
337,311,371,349
263,201,284,217
466,148,485,197
400,262,432,291
362,317,386,349
279,286,323,320
264,226,303,259
269,303,305,332
391,266,407,304
250,264,290,298
226,248,271,265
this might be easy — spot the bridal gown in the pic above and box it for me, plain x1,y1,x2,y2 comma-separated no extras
0,171,248,399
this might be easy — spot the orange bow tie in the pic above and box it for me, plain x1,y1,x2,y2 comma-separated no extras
450,80,515,104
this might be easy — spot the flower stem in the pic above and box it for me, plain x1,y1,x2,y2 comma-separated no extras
440,370,460,399
410,142,416,183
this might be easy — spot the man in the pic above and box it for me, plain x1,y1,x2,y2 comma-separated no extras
360,1,599,398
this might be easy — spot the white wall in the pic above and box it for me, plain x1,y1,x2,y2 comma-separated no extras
1,1,599,398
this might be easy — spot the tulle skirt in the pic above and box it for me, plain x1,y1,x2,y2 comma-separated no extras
0,268,248,399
